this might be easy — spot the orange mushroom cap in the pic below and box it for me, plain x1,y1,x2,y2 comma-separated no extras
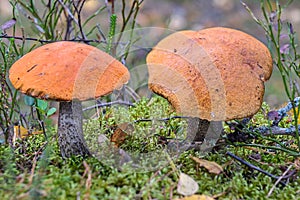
9,41,130,101
147,27,273,121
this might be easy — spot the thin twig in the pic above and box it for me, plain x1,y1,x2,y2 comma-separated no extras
275,96,300,123
226,151,288,186
0,34,150,51
238,144,299,157
124,85,141,102
0,33,105,43
134,116,189,123
111,0,115,15
82,100,134,111
254,125,298,137
267,165,293,197
83,161,92,200
28,141,48,184
96,24,107,42
114,0,140,53
0,34,54,43
72,0,87,41
122,0,143,60
57,0,79,25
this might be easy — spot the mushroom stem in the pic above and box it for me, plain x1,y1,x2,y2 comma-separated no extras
187,118,210,141
187,117,223,149
57,101,91,157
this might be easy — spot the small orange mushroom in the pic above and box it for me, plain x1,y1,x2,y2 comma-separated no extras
9,41,130,157
147,27,273,142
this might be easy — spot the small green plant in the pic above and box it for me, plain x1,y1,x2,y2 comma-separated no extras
1,103,300,199
23,95,57,130
0,39,20,143
239,0,300,155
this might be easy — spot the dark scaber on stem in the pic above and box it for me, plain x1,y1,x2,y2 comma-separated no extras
57,101,91,158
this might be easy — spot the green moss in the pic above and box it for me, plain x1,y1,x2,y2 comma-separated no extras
0,97,300,199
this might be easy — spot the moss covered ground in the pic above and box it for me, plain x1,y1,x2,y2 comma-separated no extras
0,96,299,200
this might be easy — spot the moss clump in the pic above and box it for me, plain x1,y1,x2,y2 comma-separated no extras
0,97,299,199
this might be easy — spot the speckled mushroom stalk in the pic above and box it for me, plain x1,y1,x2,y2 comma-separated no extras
57,101,90,157
9,41,130,158
147,27,273,143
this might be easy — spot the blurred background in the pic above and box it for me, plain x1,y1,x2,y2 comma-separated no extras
1,0,300,108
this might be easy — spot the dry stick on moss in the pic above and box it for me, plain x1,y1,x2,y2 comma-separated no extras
226,151,293,186
233,123,300,156
82,101,188,123
83,160,92,199
134,116,190,123
254,96,300,137
27,141,49,185
254,125,299,137
271,96,300,124
82,100,134,111
267,165,293,197
230,97,300,137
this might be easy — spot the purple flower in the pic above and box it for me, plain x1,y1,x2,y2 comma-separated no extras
280,44,290,54
267,110,280,121
0,18,16,32
269,11,277,23
289,23,294,35
279,34,288,40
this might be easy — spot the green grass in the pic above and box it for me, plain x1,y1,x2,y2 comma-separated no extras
0,96,299,200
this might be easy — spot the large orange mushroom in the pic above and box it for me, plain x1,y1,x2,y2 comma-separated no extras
9,41,130,157
147,27,273,142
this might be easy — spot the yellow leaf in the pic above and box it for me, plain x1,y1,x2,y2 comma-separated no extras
14,125,42,139
191,156,223,175
288,108,300,124
14,125,29,138
175,194,214,200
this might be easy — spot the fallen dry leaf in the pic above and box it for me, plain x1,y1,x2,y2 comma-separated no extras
110,127,127,147
177,172,199,196
175,194,214,200
191,156,223,175
110,122,134,147
14,125,42,138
